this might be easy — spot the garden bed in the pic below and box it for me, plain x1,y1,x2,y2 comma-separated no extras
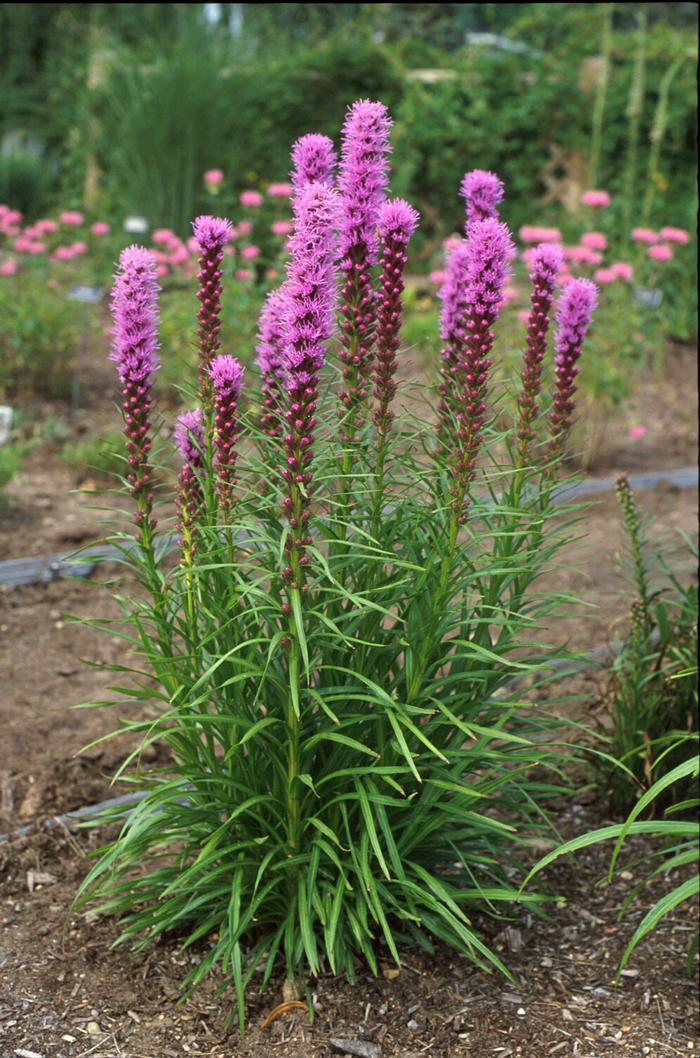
0,803,698,1058
0,342,697,1056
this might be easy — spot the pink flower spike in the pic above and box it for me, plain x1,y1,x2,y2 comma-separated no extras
581,190,611,208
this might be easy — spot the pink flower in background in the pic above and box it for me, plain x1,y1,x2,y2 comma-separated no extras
429,269,446,286
91,221,111,236
517,309,531,325
442,235,463,252
240,190,263,208
186,236,200,254
581,231,607,251
520,225,562,243
59,210,84,227
659,226,689,244
609,262,634,282
594,268,617,284
204,168,224,187
501,284,518,304
156,264,169,277
559,272,576,286
169,244,189,265
631,227,658,244
648,244,673,262
0,260,18,276
241,245,260,260
153,228,178,246
267,182,292,198
265,268,279,280
271,219,292,236
51,246,74,260
238,220,253,235
581,190,611,208
13,237,34,254
35,219,59,235
627,425,647,440
236,269,254,281
70,241,88,256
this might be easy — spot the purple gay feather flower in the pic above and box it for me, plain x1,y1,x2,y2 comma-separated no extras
256,287,288,439
440,218,514,519
280,181,339,587
436,240,470,448
517,243,563,461
174,409,205,563
291,134,337,190
109,245,161,529
338,98,392,263
192,215,233,404
460,169,505,230
174,409,205,468
337,99,393,435
209,355,244,512
549,278,598,454
374,198,420,432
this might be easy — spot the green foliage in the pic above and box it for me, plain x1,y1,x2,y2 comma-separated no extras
0,443,23,495
525,735,699,976
0,147,55,220
60,430,126,481
595,476,699,814
0,271,82,400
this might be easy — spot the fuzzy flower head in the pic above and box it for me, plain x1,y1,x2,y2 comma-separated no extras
648,244,673,262
110,246,161,382
554,278,599,359
240,190,263,208
660,226,689,245
378,198,420,244
291,134,337,191
192,215,233,252
528,241,563,285
439,240,469,342
210,354,245,398
465,218,515,322
339,99,393,262
460,169,505,228
174,409,205,467
256,287,288,377
284,182,340,379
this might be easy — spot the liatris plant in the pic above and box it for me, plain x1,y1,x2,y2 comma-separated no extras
291,133,337,190
549,278,598,458
193,215,233,404
77,100,598,1031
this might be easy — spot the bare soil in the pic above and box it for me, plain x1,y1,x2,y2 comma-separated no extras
0,342,697,1057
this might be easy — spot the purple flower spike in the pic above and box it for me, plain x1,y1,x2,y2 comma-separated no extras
192,215,233,403
337,99,393,437
291,134,337,191
445,218,514,519
549,278,598,455
174,408,205,563
174,408,205,468
256,287,288,440
517,242,563,462
109,245,161,530
281,182,339,587
209,355,245,512
373,199,420,432
436,240,470,449
460,169,505,230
